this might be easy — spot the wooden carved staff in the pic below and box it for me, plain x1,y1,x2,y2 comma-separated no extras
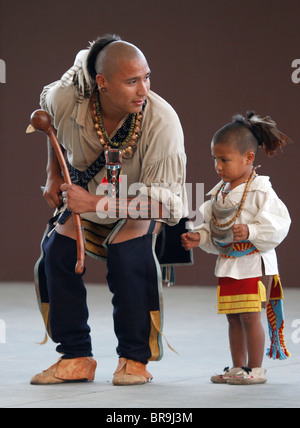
26,109,85,274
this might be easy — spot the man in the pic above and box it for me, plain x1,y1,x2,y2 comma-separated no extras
31,34,188,386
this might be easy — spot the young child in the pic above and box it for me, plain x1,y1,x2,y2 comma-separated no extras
181,111,291,385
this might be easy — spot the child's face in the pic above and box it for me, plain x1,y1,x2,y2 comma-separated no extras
211,140,254,187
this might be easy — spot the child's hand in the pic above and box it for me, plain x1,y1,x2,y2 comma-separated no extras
181,232,200,250
232,224,249,242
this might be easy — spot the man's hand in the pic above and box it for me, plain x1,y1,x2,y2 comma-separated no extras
43,174,64,209
181,232,200,250
60,183,99,214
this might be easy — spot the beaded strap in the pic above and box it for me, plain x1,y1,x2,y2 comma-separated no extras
218,240,259,258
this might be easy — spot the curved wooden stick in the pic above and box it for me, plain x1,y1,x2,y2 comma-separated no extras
27,109,85,274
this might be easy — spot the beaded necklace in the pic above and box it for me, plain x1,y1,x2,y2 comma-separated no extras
211,169,257,228
91,90,144,159
220,174,256,195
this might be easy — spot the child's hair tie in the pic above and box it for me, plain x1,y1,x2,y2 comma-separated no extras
233,111,291,156
234,111,264,146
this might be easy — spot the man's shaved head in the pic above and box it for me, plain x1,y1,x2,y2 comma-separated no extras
87,34,148,82
94,40,147,79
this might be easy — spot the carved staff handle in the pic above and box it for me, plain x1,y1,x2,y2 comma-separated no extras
27,109,85,274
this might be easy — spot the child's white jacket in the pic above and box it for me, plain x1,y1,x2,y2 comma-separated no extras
194,176,291,279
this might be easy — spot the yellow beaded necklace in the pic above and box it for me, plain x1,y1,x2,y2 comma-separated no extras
211,169,257,228
91,90,144,159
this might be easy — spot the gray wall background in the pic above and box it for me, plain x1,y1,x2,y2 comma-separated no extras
0,0,299,287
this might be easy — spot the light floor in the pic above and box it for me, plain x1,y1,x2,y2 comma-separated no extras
0,282,299,409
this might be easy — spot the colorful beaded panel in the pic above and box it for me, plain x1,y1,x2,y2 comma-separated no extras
217,240,259,258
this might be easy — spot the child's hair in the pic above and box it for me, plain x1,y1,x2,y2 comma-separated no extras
212,111,291,156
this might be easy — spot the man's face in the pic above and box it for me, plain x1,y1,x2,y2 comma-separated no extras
98,56,151,117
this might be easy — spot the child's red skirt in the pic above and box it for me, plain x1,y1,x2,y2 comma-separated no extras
217,276,267,314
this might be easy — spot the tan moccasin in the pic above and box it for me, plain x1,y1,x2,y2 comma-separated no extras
30,357,97,385
211,367,244,384
226,367,267,385
112,358,153,386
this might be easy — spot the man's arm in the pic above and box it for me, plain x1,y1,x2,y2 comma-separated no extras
43,137,65,209
60,183,168,220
